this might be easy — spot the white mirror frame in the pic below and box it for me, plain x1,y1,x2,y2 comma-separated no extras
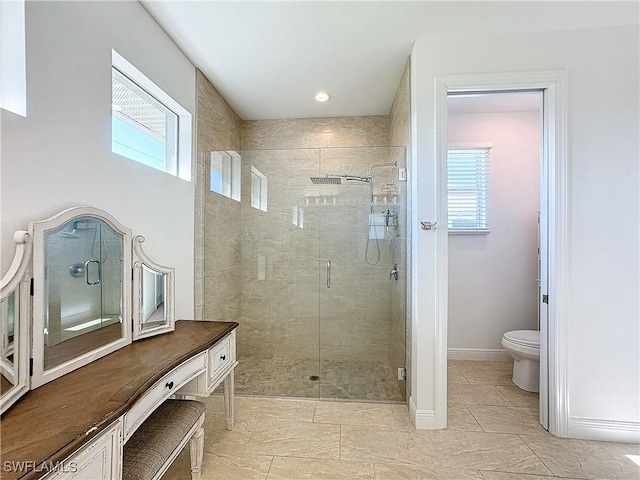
30,207,132,388
0,231,32,414
132,235,175,340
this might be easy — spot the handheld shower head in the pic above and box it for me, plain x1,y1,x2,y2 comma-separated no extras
344,175,371,183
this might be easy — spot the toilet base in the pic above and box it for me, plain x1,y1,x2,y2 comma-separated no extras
512,358,539,393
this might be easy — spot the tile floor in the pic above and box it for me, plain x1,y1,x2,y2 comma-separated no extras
163,361,639,480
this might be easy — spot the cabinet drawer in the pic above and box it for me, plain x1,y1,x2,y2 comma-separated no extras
123,353,206,441
207,331,236,390
209,336,231,381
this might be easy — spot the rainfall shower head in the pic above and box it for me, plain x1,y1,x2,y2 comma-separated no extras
310,176,342,185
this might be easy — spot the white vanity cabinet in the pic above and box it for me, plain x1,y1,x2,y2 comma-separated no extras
1,321,238,480
42,420,123,480
0,207,239,480
178,330,237,429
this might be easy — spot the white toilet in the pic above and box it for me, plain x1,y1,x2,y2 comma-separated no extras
501,330,540,393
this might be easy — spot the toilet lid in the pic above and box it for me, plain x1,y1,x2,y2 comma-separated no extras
504,330,540,348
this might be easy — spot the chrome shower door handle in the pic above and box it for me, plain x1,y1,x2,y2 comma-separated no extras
84,260,101,285
326,260,331,288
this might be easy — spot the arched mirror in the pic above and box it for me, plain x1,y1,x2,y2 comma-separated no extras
0,231,32,414
30,207,132,388
132,235,175,340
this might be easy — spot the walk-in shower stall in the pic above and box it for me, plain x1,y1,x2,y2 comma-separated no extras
202,147,407,402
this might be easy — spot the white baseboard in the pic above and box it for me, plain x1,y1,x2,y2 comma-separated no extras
569,417,640,444
448,348,510,362
409,396,438,429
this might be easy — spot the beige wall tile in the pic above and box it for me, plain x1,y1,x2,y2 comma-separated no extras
242,117,389,150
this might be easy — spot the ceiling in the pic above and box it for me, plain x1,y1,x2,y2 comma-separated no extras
141,1,637,121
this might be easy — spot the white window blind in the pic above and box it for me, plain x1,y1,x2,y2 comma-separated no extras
447,147,490,233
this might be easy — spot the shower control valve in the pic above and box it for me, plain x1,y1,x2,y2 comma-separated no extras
390,263,399,281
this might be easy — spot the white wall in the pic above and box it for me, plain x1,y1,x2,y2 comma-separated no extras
0,1,196,318
411,25,639,441
448,111,540,353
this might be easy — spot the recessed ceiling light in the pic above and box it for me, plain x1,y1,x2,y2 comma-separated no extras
315,91,331,102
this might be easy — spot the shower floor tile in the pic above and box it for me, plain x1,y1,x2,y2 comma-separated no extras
235,355,405,402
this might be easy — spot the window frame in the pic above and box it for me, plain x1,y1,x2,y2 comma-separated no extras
446,144,492,235
250,166,268,212
210,151,241,201
111,50,192,181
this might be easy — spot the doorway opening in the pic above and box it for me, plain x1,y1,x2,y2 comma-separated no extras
445,91,547,427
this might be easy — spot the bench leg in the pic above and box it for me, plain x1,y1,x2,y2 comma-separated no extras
189,415,205,480
223,370,235,431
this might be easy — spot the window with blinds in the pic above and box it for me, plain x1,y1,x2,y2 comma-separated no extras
447,147,490,233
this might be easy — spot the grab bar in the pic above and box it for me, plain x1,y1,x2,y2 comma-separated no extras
85,260,101,286
326,260,331,288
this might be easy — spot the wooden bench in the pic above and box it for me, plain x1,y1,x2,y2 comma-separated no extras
123,399,206,480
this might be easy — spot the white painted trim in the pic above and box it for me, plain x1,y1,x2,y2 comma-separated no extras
434,70,569,437
434,79,449,431
448,348,511,362
569,417,640,444
409,396,437,429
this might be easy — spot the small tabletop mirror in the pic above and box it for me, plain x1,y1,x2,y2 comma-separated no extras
132,235,175,340
0,231,32,414
30,207,132,388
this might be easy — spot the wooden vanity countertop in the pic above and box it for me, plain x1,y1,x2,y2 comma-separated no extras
0,320,238,480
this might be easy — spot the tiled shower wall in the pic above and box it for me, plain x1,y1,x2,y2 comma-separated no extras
194,70,242,321
196,70,411,400
389,59,412,401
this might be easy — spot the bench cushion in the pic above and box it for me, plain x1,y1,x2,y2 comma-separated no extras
123,399,206,480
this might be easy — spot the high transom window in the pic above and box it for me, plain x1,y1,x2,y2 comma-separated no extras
111,50,191,180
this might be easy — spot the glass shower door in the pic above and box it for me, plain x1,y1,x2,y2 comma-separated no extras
318,147,407,401
233,148,321,398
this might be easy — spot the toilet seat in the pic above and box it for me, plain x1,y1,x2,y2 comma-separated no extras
503,330,539,349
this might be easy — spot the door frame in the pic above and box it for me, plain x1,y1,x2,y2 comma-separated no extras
432,71,569,437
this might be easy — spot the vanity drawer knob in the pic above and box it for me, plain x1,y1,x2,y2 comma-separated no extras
220,355,226,361
165,381,174,389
